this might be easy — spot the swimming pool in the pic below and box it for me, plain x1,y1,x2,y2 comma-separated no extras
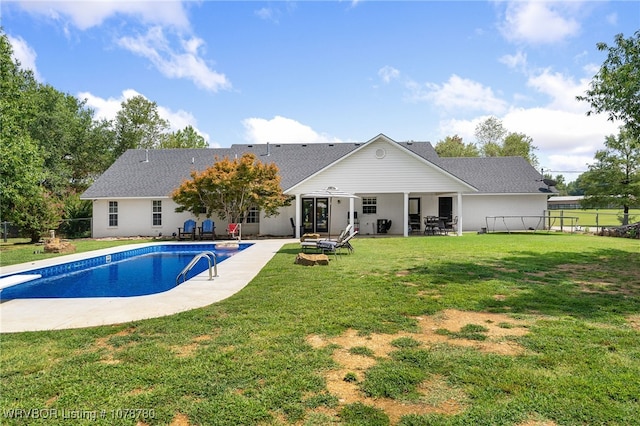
0,243,251,301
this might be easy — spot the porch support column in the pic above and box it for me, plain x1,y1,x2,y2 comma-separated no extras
403,192,409,237
295,193,301,238
349,197,355,232
457,192,463,236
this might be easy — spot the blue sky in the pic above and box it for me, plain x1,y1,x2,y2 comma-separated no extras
3,1,638,181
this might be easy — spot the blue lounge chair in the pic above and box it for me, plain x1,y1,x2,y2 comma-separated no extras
177,219,196,240
199,219,216,240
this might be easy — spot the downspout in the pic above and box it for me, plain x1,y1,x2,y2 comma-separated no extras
403,192,409,237
295,193,301,238
349,197,355,232
457,192,463,236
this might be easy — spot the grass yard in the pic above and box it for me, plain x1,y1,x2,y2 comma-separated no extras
547,208,640,228
0,238,155,267
1,234,639,425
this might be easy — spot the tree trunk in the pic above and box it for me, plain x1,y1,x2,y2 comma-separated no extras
623,205,629,225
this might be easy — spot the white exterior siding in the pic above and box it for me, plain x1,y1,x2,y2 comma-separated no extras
291,139,472,195
460,194,548,232
92,198,294,239
258,206,296,237
85,135,547,238
92,198,222,238
288,138,475,237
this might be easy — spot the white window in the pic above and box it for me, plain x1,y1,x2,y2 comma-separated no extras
245,207,260,224
362,197,377,214
108,201,118,227
152,200,162,226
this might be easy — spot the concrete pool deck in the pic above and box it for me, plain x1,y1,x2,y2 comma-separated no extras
0,239,296,333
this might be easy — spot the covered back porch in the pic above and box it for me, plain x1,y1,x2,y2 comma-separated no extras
292,191,464,238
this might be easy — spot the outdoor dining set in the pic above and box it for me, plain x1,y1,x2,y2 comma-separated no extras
422,216,457,236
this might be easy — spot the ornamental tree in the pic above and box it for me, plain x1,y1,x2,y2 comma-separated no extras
172,153,291,223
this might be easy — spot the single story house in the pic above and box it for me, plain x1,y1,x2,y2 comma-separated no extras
81,134,552,238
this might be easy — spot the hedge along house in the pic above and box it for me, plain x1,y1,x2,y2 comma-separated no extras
81,134,552,238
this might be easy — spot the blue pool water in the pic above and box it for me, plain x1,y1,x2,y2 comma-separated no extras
0,243,251,300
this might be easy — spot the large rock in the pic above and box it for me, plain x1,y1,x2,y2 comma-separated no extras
44,238,76,254
294,253,329,266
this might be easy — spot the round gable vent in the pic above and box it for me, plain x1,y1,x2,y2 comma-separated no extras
375,148,386,159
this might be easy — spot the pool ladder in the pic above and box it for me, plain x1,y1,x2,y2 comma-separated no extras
176,251,218,285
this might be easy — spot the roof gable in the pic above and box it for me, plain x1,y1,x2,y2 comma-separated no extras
287,134,476,194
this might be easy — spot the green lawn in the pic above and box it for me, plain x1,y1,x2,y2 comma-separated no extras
0,238,155,267
1,234,639,425
548,208,640,228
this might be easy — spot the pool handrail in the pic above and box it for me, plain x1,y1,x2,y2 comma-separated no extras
176,251,218,285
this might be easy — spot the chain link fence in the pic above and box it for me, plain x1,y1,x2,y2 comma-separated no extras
2,218,92,242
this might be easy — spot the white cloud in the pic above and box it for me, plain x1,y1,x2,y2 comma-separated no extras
7,34,42,81
502,107,617,154
411,74,508,115
526,68,589,112
437,117,480,143
546,153,596,175
117,27,231,92
77,90,126,123
16,0,190,31
255,6,280,23
499,1,581,45
499,50,527,71
378,66,400,83
242,116,341,144
438,106,618,179
78,89,211,145
13,1,226,92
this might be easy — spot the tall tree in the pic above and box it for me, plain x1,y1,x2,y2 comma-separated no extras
473,117,538,166
159,125,208,148
114,95,169,157
474,116,507,157
566,174,587,196
69,116,117,189
1,29,114,240
434,135,479,157
543,173,567,195
172,153,291,223
580,126,640,225
503,132,539,167
577,31,640,141
26,85,114,195
0,30,62,241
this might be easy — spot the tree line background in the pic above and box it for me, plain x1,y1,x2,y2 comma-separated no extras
1,30,207,241
1,29,638,241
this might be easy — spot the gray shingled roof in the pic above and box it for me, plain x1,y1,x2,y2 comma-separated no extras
82,143,361,199
438,157,551,194
226,143,362,190
81,141,549,199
